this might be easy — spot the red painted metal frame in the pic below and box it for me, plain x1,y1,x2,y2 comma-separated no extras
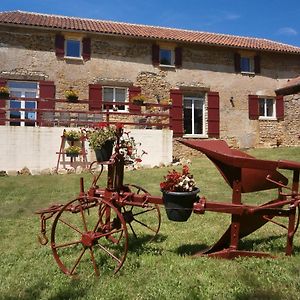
181,139,300,258
36,133,300,276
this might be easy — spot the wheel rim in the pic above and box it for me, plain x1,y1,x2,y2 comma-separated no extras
51,197,128,276
122,184,161,242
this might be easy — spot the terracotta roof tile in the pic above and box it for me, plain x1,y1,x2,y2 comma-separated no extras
1,10,300,54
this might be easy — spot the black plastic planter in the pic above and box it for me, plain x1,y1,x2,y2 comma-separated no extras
95,140,114,162
162,188,200,222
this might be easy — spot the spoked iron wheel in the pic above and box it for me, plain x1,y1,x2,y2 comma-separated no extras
122,184,161,242
51,197,128,277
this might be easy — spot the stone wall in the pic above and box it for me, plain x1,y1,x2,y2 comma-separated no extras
258,93,300,147
1,25,300,150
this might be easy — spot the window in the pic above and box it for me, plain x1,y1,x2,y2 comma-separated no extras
55,34,91,60
103,87,127,111
160,48,173,66
259,98,275,118
8,81,38,126
183,94,205,136
241,56,254,73
234,53,260,74
65,39,81,58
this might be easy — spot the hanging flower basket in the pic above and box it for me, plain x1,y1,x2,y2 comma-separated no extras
0,87,10,99
64,89,79,103
162,188,200,222
94,140,114,162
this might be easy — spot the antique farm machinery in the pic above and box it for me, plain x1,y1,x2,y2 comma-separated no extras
36,128,300,276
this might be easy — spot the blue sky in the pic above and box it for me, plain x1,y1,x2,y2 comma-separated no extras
1,0,300,47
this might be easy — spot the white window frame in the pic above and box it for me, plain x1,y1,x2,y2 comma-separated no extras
159,48,175,67
102,86,128,112
65,38,82,59
258,97,276,120
240,56,254,74
183,95,206,137
8,81,38,127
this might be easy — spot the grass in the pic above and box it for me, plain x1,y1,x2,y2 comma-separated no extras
0,147,300,300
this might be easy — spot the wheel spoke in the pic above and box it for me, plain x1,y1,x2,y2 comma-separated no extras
128,222,138,239
70,248,86,275
58,217,83,235
132,207,156,217
97,243,122,264
89,247,100,276
133,218,158,233
53,239,82,249
79,203,88,232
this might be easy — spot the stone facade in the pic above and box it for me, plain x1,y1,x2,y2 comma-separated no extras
1,25,300,151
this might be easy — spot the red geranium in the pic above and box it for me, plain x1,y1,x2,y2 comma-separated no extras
160,165,196,192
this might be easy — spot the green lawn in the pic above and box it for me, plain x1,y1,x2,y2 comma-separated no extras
0,147,300,300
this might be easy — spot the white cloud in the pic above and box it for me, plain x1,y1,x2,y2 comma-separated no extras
277,27,298,36
224,13,240,21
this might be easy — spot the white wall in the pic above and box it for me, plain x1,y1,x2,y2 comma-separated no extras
0,127,173,172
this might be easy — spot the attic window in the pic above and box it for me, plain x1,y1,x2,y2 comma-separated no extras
65,39,81,58
160,48,173,66
240,56,254,73
55,34,91,60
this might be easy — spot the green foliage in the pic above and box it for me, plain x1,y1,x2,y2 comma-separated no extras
0,147,300,299
63,130,82,141
85,125,116,150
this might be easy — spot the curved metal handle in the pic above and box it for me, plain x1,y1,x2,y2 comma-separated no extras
38,233,48,245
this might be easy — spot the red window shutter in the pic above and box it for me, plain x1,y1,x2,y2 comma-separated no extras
128,86,142,113
276,95,284,120
82,37,91,60
248,95,259,120
254,55,261,74
207,91,220,138
55,34,65,58
89,84,102,110
152,44,160,66
175,47,182,68
170,89,183,137
234,53,241,72
38,81,56,127
0,79,7,125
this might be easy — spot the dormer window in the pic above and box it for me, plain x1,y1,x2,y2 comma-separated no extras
65,39,81,58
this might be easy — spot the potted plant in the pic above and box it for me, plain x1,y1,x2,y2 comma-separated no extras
0,86,10,99
160,165,200,222
130,94,149,105
85,122,118,162
63,129,82,142
65,145,81,157
64,88,79,102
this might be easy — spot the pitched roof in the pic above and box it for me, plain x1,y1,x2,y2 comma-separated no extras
276,76,300,95
1,10,300,55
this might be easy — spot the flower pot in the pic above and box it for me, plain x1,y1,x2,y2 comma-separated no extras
66,96,78,103
162,188,200,222
95,140,114,162
66,153,79,157
0,92,9,99
133,100,144,105
66,137,80,142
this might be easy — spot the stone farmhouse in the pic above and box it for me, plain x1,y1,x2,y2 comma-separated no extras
0,10,299,166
